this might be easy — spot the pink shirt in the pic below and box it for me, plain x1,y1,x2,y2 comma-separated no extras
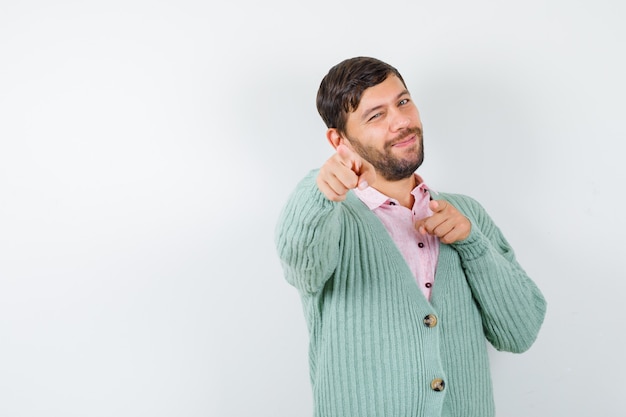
354,176,439,300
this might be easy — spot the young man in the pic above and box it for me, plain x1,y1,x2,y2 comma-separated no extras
275,56,546,417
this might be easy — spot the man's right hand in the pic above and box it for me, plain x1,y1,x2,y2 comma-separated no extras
316,144,377,201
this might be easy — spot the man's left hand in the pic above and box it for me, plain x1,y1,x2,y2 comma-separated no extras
415,200,471,244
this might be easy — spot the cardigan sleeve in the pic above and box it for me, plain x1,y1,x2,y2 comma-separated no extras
443,193,547,353
275,169,342,294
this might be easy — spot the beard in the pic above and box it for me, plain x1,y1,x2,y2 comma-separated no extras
347,127,424,181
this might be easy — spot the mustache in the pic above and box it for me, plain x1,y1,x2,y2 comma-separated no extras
385,127,423,148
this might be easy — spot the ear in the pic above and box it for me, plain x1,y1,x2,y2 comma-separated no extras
326,128,346,150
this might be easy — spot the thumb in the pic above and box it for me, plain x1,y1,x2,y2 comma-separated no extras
429,199,447,213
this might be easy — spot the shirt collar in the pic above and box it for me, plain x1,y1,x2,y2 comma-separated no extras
354,174,433,210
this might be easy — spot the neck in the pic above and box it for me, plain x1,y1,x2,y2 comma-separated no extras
373,174,418,208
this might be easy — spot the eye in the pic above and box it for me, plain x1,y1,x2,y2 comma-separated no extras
367,112,383,122
399,98,410,106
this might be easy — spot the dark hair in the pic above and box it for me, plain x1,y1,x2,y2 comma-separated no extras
316,57,407,134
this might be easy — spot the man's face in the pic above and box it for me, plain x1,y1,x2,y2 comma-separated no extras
342,75,424,181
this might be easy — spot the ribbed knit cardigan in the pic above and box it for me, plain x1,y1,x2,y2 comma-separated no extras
275,169,547,417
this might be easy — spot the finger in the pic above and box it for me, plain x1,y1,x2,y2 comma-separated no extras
356,159,376,190
317,159,357,200
417,211,449,236
438,224,469,244
337,144,376,190
429,199,448,213
330,161,360,190
330,170,357,194
336,144,361,171
316,174,348,201
443,218,471,243
425,214,472,243
414,217,431,235
430,217,455,239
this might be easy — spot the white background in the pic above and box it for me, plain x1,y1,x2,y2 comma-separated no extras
1,1,625,416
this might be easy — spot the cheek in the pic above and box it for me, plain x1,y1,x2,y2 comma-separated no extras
411,111,422,126
360,130,385,149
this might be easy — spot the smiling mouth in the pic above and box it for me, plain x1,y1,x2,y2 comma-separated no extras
391,134,416,148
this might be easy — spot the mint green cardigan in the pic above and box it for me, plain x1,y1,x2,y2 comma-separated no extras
275,169,547,417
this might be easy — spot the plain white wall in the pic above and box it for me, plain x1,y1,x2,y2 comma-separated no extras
1,0,624,416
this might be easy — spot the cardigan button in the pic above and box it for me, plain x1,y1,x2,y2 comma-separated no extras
423,314,438,328
431,378,445,392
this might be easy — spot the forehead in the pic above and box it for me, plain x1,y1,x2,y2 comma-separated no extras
355,75,408,111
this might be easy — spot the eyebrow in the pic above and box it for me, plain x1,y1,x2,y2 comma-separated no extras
360,90,410,122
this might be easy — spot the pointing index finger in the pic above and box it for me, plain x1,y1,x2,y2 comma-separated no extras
337,144,361,173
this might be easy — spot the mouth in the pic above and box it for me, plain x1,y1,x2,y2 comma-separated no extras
391,134,416,148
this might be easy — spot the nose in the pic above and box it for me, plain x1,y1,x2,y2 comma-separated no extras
391,114,410,131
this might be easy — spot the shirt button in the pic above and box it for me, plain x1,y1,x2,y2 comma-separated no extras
431,378,445,392
425,282,432,288
423,314,438,328
418,242,424,248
